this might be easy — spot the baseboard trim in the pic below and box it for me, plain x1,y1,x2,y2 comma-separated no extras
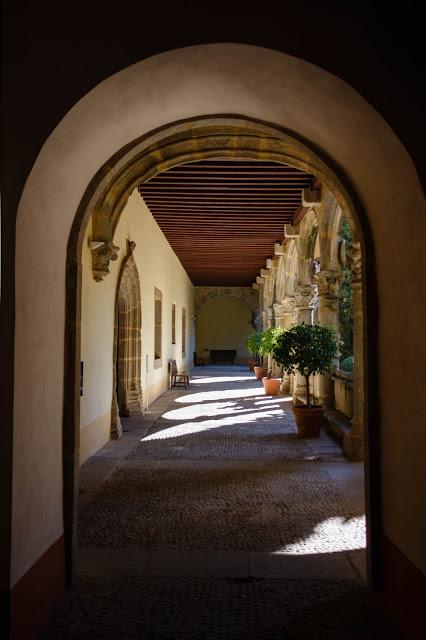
382,535,426,639
10,536,65,640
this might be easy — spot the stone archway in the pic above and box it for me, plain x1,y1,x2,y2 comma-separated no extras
63,114,370,586
111,241,143,439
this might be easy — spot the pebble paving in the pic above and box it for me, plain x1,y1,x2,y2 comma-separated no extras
38,366,405,638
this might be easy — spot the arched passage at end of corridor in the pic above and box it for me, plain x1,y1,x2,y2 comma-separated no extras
195,294,254,365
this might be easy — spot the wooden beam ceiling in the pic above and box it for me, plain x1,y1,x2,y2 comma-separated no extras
138,160,314,286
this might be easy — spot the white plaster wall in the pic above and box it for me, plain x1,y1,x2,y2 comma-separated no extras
13,44,426,585
196,296,252,363
80,191,194,463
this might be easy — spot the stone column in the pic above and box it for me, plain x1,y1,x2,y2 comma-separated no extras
293,284,317,402
344,242,364,460
272,303,284,377
265,307,274,375
315,269,343,407
274,297,296,391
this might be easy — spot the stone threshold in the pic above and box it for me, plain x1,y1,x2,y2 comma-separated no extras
77,547,365,581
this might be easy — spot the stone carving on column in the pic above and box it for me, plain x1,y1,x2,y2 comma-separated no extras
295,284,317,320
315,269,343,312
346,241,362,283
273,303,284,323
90,240,120,282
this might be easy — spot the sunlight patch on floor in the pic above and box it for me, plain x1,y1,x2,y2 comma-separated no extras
175,386,263,404
141,408,285,440
275,516,366,554
254,397,292,405
190,376,255,384
162,401,284,421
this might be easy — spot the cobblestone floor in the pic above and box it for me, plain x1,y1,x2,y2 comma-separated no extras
38,366,405,639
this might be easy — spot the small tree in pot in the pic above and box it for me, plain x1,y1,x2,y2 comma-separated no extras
246,332,264,374
259,327,285,393
272,323,338,436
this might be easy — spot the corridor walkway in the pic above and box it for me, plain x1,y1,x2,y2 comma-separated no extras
38,366,404,639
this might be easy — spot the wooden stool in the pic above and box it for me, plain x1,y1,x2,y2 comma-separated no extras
170,359,189,389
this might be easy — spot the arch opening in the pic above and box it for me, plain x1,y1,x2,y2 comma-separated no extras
64,114,373,588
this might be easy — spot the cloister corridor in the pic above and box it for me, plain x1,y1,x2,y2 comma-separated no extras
38,366,403,639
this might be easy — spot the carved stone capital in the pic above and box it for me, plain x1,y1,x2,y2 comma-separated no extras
295,284,317,310
315,269,343,299
281,296,296,314
346,241,362,283
90,240,120,282
273,302,285,319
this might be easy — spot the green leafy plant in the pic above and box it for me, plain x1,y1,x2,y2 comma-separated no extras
272,323,338,407
259,327,284,358
259,327,286,376
246,332,263,363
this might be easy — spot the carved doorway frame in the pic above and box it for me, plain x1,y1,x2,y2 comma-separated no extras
111,240,143,439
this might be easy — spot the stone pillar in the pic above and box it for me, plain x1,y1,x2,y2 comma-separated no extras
293,285,317,401
315,269,343,407
274,297,296,391
344,242,364,460
265,307,274,375
272,303,284,377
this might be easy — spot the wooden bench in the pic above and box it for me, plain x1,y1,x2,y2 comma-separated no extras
210,349,237,364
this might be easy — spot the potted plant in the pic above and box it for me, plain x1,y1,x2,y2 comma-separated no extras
259,327,285,394
272,323,338,436
246,332,262,372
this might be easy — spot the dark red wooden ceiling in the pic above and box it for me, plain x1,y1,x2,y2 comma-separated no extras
138,160,314,286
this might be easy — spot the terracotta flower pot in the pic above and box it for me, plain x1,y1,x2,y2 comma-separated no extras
248,359,258,371
292,404,325,438
262,377,281,395
254,366,268,380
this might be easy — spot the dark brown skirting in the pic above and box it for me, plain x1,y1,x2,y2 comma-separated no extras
381,535,426,640
10,536,65,640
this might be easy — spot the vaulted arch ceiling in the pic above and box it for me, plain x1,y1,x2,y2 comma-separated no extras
138,159,314,286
